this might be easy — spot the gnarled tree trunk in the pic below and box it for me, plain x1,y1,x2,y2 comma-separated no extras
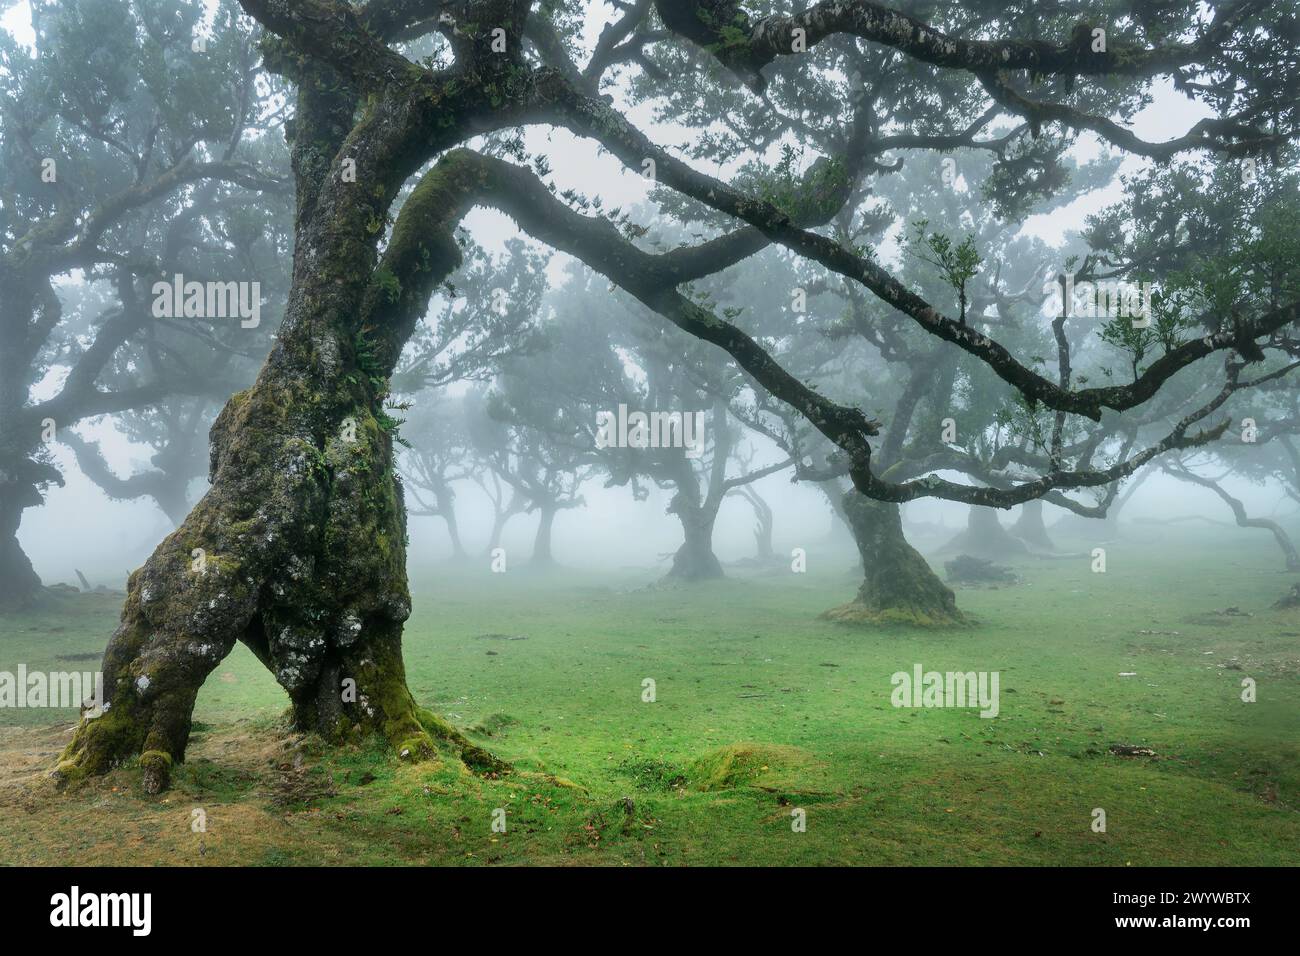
54,64,502,793
822,491,963,626
0,484,42,611
54,343,442,793
1010,499,1054,551
942,504,1028,559
665,498,724,580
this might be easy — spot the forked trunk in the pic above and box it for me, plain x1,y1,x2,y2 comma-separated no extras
54,362,444,792
54,70,500,792
822,491,963,626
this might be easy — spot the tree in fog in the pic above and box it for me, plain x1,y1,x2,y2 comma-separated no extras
57,0,1300,792
1096,162,1300,575
547,265,793,579
400,390,474,558
0,0,286,608
397,236,548,558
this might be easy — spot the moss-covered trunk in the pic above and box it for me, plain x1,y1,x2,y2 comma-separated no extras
53,63,492,792
53,352,442,792
823,491,963,626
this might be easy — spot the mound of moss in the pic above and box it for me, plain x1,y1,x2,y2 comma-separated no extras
685,742,816,792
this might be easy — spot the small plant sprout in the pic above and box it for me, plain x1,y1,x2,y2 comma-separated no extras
908,219,982,323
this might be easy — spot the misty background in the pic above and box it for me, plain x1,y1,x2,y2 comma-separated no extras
6,0,1294,592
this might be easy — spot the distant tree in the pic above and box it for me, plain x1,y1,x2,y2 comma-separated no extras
548,266,793,580
400,390,473,560
0,0,286,608
396,237,548,560
477,307,605,567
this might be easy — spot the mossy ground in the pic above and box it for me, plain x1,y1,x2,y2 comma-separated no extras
1,523,1297,865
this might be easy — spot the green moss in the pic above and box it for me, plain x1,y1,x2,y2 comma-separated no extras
394,734,435,761
685,743,816,792
18,525,1300,865
139,750,172,795
415,708,509,773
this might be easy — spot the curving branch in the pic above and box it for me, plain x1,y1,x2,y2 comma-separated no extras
1165,462,1300,570
652,0,1255,92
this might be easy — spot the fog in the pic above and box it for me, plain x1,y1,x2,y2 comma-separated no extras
14,49,1272,591
23,433,1296,592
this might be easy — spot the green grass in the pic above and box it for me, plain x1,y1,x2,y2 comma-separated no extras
1,522,1297,865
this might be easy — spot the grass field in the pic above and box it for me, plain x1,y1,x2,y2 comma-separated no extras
1,522,1297,866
